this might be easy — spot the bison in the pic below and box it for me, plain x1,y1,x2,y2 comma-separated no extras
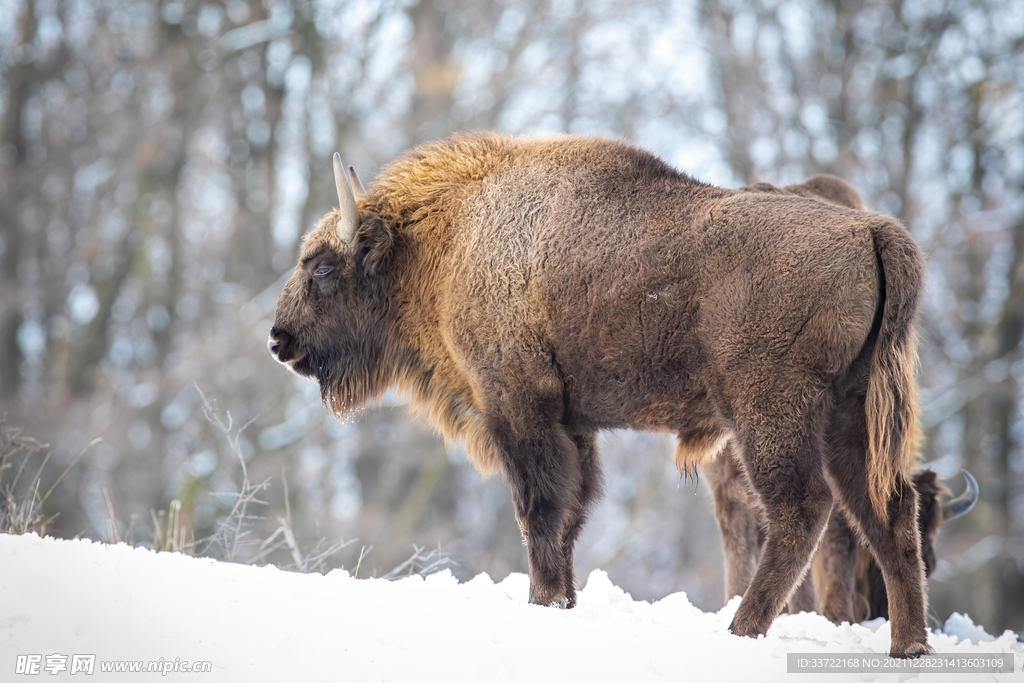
269,133,930,657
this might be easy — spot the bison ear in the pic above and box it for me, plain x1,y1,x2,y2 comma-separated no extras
354,213,395,277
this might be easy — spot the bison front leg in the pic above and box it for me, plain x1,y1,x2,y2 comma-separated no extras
491,416,588,609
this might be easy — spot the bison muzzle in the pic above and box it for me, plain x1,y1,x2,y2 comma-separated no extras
269,133,930,657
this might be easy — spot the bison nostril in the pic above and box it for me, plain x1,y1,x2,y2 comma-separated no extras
269,328,296,362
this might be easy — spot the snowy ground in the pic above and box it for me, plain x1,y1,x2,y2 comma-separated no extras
1,533,1020,682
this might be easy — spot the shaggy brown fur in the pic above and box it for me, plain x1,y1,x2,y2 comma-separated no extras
269,134,929,657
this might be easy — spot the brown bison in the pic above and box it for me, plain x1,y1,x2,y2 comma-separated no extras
706,175,978,624
269,134,929,656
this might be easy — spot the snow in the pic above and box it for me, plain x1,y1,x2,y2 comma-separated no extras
1,533,1020,682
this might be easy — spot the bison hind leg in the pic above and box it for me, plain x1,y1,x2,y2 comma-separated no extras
726,411,834,639
705,443,823,616
823,361,930,657
826,425,931,656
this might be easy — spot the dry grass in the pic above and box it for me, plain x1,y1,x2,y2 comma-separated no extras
1,419,97,536
383,543,458,580
3,393,454,582
193,385,271,561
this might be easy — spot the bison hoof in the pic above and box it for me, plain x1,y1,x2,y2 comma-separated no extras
530,596,567,609
529,587,568,608
890,641,931,659
727,617,766,638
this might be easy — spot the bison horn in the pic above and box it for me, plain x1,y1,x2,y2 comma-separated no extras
348,165,366,197
333,152,360,244
942,469,979,521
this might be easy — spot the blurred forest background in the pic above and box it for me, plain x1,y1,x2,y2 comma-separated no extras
1,0,1022,636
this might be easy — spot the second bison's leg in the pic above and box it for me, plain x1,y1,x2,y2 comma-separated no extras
705,446,764,602
815,511,859,624
787,570,818,615
491,414,584,608
728,416,833,638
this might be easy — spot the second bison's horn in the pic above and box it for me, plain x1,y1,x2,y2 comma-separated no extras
333,152,360,244
348,165,366,197
943,469,979,521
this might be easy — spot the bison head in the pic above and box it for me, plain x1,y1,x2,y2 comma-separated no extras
268,153,398,417
914,469,980,576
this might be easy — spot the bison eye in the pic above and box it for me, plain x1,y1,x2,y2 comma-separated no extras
313,265,333,278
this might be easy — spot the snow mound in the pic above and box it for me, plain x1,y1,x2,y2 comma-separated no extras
942,612,998,644
1,533,1020,682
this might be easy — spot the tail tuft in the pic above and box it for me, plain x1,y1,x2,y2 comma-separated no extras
865,218,925,522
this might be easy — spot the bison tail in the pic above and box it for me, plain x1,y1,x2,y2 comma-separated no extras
865,218,925,523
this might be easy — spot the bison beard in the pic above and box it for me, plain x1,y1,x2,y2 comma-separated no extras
269,133,930,657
